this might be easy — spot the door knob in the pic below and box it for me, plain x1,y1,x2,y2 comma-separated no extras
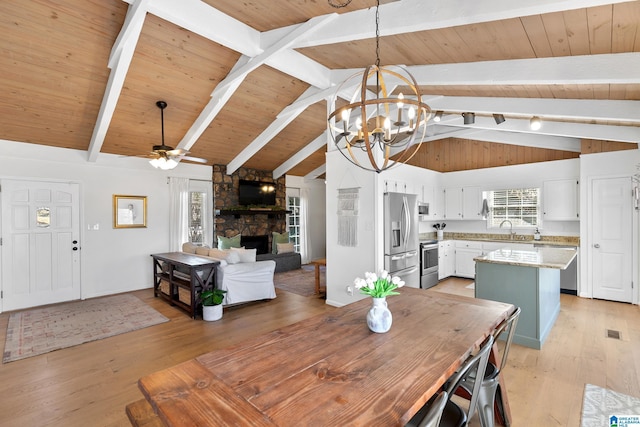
72,247,78,251
72,240,78,244
593,243,600,248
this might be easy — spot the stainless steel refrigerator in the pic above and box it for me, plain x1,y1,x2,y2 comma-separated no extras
384,192,420,288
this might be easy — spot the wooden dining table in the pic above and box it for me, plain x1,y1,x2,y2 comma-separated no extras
137,288,514,426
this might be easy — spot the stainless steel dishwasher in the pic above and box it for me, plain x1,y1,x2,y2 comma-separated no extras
534,243,578,295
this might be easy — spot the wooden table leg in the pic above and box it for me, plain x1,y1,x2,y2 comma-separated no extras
315,263,321,294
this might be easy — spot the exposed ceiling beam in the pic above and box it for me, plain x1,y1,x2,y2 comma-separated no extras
273,131,328,179
227,87,321,175
304,164,326,180
435,128,582,152
267,0,635,49
178,14,336,152
436,116,640,144
427,95,640,124
87,0,148,162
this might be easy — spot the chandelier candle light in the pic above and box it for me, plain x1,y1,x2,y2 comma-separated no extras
328,0,432,173
354,270,405,333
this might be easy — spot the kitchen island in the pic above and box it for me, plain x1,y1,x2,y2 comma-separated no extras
474,247,577,349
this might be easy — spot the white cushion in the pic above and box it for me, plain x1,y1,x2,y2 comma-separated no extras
276,242,295,254
231,247,257,263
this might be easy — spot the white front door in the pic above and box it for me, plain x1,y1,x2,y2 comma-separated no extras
1,180,81,311
590,177,633,303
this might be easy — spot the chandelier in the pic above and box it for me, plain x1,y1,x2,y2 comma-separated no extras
327,0,431,173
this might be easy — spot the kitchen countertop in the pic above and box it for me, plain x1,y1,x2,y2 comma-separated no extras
419,232,579,247
474,247,577,269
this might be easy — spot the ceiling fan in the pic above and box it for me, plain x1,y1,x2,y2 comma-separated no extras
146,100,207,170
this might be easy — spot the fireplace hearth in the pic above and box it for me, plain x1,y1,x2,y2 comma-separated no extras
241,235,269,255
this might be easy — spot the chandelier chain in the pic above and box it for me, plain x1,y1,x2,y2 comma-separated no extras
375,0,380,67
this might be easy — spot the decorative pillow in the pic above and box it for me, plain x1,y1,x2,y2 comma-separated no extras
231,247,257,263
276,242,295,254
208,248,241,264
217,234,241,250
272,231,289,254
195,246,211,256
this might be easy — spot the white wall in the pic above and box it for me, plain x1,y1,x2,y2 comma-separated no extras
325,150,379,307
285,175,326,262
0,140,212,305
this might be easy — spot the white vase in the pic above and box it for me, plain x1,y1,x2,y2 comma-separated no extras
366,297,392,333
202,304,223,321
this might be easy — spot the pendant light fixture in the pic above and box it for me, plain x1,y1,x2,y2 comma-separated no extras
327,0,431,173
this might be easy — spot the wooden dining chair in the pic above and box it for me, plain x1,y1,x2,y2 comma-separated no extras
406,335,494,427
460,307,521,427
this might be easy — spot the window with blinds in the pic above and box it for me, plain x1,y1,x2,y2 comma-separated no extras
485,188,541,228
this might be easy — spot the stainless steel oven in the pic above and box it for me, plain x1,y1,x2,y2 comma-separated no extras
420,240,439,289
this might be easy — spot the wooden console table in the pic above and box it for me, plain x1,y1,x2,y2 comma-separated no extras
151,252,219,319
310,258,326,294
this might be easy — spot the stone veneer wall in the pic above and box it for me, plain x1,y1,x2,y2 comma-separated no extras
213,164,287,249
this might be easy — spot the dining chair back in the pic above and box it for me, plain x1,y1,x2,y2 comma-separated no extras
442,334,494,426
405,335,494,427
413,391,449,427
463,307,521,427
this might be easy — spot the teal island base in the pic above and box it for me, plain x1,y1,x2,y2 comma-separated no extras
475,261,560,349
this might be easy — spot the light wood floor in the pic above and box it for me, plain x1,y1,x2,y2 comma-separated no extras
0,279,638,426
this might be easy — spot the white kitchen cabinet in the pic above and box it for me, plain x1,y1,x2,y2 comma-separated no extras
444,187,481,220
455,241,482,278
462,186,482,219
444,187,462,219
438,240,454,280
543,178,579,221
421,185,444,220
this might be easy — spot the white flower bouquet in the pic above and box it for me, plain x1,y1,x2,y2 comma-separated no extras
354,269,405,298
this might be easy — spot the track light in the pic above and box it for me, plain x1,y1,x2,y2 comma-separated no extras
493,114,505,125
433,111,443,122
462,112,475,125
530,116,542,130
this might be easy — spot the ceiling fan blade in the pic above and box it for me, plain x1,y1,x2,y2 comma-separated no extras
166,148,188,156
180,155,208,164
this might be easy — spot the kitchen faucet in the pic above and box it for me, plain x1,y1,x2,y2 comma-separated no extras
499,219,516,240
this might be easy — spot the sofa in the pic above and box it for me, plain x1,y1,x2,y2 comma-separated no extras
256,252,301,273
182,243,276,306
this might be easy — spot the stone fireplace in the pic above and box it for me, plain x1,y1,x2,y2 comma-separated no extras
240,235,269,255
213,165,287,252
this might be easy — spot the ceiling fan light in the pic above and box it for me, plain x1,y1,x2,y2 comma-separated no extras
433,111,443,122
158,158,177,170
493,113,505,125
149,158,160,168
530,116,542,130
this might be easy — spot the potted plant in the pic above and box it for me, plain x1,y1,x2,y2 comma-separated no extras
199,288,227,321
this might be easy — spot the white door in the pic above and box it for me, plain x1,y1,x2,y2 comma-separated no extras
591,177,633,303
1,180,81,311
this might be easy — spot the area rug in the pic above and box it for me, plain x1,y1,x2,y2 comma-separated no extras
274,266,325,297
3,294,169,363
581,383,640,427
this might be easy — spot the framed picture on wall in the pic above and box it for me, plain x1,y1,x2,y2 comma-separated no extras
113,195,147,228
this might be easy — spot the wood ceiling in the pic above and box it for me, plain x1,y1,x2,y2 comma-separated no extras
1,0,639,178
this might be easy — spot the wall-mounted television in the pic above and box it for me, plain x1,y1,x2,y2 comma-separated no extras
238,180,276,206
